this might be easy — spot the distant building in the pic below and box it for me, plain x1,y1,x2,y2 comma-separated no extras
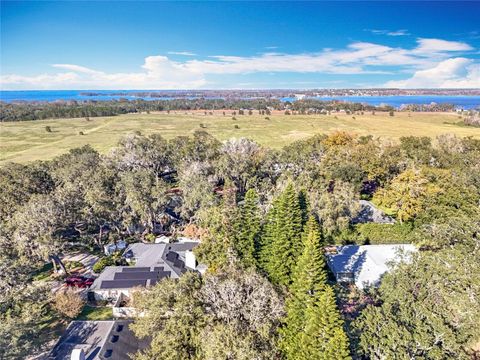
352,200,395,224
103,240,127,256
326,244,416,289
89,241,203,302
48,320,149,360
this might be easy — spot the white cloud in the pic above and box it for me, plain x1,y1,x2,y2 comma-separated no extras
0,38,476,89
1,56,206,90
414,38,473,54
387,29,410,36
385,58,480,88
167,51,197,56
367,29,410,36
52,64,101,75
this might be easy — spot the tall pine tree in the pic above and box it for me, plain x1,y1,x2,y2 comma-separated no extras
257,196,279,272
261,183,305,286
281,215,350,360
233,188,261,268
298,286,351,360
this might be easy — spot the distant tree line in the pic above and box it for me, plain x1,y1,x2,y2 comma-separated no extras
7,97,466,122
0,99,283,122
400,103,457,112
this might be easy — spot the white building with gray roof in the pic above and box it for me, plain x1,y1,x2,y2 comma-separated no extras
326,244,416,289
89,241,203,302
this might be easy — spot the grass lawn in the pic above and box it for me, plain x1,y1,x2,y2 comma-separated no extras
1,111,479,164
32,262,54,281
77,305,113,321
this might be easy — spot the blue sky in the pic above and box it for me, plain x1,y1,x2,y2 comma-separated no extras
1,1,479,90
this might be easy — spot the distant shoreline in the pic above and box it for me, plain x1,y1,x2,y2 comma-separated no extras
2,90,479,110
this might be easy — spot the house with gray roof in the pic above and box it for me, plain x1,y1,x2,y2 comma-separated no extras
89,241,203,302
48,320,149,360
326,244,416,289
352,200,395,224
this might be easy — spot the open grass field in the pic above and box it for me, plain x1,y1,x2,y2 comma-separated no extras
1,111,479,164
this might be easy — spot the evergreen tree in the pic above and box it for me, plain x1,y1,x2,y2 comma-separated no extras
298,287,351,360
233,189,261,268
263,183,305,286
281,215,327,358
257,196,279,272
281,216,350,360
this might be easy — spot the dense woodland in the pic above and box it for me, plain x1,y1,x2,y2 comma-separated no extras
1,130,479,359
2,98,403,122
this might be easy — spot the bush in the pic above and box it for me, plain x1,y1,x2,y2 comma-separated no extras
92,256,115,273
93,251,128,273
53,289,85,319
265,117,270,120
355,223,414,244
65,260,84,270
45,126,52,132
78,131,84,136
144,233,156,243
234,124,240,129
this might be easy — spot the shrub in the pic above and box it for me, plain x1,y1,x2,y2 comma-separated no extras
144,233,156,243
355,223,414,244
232,116,237,120
93,256,115,273
78,131,84,136
53,289,85,319
45,126,52,132
265,117,270,120
389,110,394,116
234,124,240,129
65,260,84,270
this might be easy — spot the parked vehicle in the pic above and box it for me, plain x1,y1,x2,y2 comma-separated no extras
65,275,94,288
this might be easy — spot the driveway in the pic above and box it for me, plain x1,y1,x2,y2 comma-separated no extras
62,251,100,276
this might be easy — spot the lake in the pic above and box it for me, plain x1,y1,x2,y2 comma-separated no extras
1,90,479,109
280,95,480,109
